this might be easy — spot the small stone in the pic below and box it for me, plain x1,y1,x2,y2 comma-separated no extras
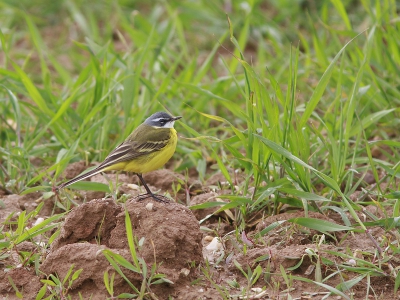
348,259,356,266
205,237,222,251
33,217,45,226
304,264,315,275
180,268,190,277
127,183,140,190
203,236,214,243
145,203,154,211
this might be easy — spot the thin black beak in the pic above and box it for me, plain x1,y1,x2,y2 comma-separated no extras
172,116,182,121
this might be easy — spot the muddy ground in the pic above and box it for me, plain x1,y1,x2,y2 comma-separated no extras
0,164,399,299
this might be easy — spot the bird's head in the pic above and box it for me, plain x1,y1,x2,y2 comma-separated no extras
144,112,182,128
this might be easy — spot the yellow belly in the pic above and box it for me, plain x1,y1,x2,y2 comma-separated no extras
111,128,178,174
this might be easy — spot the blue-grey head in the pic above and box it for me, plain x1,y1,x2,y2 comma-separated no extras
144,112,182,128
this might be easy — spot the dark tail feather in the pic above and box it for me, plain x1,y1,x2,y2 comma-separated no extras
57,166,105,190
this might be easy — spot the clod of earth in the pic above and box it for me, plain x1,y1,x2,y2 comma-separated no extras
40,198,203,297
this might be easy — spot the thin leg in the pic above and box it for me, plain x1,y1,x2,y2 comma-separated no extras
137,173,153,195
136,174,168,203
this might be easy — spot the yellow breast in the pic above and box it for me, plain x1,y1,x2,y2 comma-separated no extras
123,128,178,174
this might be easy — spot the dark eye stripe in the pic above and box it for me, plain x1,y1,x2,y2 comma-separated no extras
153,117,169,122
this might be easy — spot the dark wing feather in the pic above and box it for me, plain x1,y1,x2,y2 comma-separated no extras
97,134,170,170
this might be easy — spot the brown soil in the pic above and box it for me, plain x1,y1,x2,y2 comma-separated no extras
39,196,203,298
0,165,399,299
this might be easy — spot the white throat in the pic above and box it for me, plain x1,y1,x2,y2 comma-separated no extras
163,121,175,128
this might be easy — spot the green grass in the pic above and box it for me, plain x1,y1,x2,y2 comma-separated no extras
1,0,400,298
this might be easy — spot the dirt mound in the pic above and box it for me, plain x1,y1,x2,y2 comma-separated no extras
109,199,203,274
0,267,41,298
51,199,121,250
41,197,203,298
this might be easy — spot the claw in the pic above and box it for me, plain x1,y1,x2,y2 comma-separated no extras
137,193,170,203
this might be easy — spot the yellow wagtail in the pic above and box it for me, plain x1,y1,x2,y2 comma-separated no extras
57,111,182,202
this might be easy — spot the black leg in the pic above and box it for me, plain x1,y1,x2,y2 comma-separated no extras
136,173,152,194
136,174,168,203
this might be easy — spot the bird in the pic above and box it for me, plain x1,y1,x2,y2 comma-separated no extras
56,111,182,202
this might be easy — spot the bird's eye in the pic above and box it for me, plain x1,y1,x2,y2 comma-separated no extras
160,120,166,125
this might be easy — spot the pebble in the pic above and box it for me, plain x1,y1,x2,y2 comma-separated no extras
348,259,356,266
145,203,154,211
203,236,214,243
205,237,223,251
33,217,45,227
180,268,190,276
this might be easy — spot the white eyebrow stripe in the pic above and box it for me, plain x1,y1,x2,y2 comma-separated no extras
152,117,170,122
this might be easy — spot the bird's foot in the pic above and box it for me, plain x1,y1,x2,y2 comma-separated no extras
137,193,170,203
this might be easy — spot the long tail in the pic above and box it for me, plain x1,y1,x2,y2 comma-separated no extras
57,166,106,190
